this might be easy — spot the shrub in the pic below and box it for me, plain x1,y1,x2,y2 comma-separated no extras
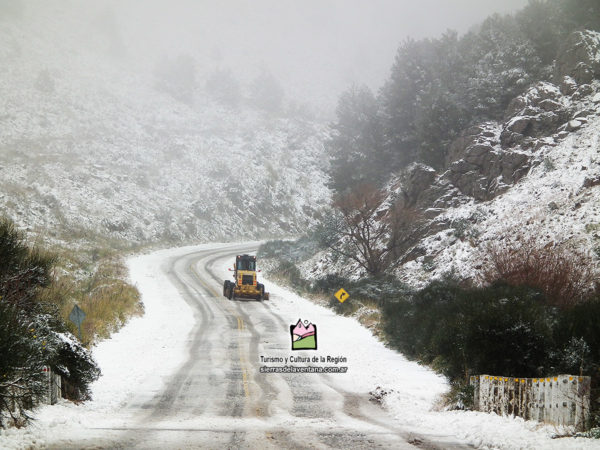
0,217,101,425
553,299,600,426
479,236,597,307
38,252,142,345
51,333,100,401
0,303,47,427
0,218,55,311
383,280,555,381
382,278,600,419
444,380,475,410
554,300,600,374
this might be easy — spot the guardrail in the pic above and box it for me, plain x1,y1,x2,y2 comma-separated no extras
470,374,591,431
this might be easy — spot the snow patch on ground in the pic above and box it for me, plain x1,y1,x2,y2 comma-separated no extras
0,244,204,448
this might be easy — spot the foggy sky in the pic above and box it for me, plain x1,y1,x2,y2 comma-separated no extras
10,0,531,111
116,0,530,107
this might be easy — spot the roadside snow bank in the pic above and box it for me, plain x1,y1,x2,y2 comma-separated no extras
0,244,207,449
254,270,599,449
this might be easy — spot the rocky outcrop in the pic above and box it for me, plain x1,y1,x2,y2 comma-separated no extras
439,122,530,201
399,163,437,207
501,82,570,148
388,30,600,227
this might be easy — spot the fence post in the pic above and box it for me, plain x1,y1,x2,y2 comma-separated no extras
51,370,61,405
470,376,480,410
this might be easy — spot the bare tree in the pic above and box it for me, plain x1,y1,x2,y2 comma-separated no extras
324,183,423,277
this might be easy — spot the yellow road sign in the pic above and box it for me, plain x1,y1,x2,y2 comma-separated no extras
334,288,349,303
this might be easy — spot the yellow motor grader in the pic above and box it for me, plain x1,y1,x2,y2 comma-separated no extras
223,254,269,301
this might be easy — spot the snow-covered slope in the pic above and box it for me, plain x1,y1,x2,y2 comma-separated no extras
402,107,600,285
0,2,331,247
298,31,600,287
301,104,600,286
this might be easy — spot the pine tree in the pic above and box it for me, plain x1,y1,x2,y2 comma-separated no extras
328,85,385,192
0,218,100,426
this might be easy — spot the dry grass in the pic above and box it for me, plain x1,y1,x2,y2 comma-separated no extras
38,250,142,346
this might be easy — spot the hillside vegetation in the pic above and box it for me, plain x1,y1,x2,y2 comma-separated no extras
0,1,330,249
329,0,600,190
0,0,330,376
260,0,600,425
0,218,100,427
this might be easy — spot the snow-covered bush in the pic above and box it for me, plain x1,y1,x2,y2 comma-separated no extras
0,217,100,427
51,332,100,401
0,303,48,427
382,279,600,420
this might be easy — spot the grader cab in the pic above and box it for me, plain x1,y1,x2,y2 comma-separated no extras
223,254,269,301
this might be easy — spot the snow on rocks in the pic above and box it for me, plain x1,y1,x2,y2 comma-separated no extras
400,111,600,286
567,119,583,131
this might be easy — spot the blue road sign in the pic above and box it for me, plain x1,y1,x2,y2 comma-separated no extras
69,305,86,340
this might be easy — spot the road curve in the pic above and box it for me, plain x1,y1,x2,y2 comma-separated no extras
53,243,470,449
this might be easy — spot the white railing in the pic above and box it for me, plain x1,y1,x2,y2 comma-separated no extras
470,374,591,431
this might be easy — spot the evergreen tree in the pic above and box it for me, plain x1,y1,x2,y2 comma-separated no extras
381,38,437,167
328,0,600,194
517,0,566,65
328,85,385,193
414,31,471,167
205,68,242,107
561,0,600,32
0,218,99,426
463,14,541,120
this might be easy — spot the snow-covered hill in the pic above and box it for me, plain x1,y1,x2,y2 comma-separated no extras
400,103,600,286
298,30,600,288
0,2,331,248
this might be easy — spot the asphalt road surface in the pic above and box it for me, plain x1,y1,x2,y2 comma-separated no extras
51,244,470,449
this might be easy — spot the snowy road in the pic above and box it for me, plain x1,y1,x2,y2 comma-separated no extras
4,243,595,449
98,243,461,449
32,242,463,449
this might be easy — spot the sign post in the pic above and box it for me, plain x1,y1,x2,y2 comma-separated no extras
69,304,86,341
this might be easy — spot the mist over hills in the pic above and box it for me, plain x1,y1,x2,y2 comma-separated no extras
0,1,331,247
